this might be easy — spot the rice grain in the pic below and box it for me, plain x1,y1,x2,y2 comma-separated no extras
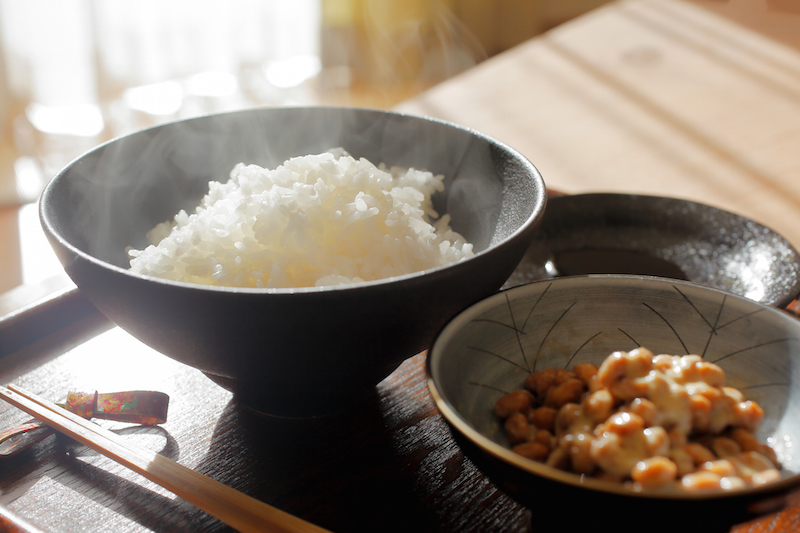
128,150,473,288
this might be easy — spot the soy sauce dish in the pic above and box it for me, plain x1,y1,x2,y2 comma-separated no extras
427,275,800,532
506,193,800,308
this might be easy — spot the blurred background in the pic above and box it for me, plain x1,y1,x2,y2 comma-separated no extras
1,0,799,299
0,0,617,209
0,0,614,297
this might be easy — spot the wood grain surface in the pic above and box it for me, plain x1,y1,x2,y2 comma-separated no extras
397,0,800,250
0,327,531,532
1,319,799,532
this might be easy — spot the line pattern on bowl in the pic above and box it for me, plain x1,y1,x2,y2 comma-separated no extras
465,281,797,396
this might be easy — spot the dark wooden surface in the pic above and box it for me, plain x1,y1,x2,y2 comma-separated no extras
1,299,800,533
0,306,535,533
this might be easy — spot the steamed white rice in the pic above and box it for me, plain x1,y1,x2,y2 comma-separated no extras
128,149,474,288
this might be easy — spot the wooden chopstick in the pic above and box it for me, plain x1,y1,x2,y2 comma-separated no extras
0,384,331,533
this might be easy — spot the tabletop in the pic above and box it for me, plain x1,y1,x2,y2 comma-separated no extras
3,0,800,531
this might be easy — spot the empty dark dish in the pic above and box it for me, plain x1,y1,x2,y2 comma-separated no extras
40,106,547,417
506,193,800,308
427,275,800,532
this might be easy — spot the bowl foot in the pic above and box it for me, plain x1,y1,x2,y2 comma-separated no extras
202,372,376,419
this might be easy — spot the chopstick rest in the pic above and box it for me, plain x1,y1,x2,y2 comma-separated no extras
0,421,52,457
0,384,330,533
0,390,169,457
66,390,169,424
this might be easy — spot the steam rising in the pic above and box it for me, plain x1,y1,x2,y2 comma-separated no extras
48,107,524,285
322,0,488,104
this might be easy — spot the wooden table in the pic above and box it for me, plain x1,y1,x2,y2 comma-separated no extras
3,1,800,531
397,0,800,250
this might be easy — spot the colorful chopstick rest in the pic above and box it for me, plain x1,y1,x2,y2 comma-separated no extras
0,422,52,456
65,390,170,425
0,390,170,457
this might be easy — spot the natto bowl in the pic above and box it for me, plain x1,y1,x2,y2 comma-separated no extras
40,106,547,418
427,275,800,532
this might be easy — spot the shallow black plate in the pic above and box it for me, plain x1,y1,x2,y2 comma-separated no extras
507,193,800,308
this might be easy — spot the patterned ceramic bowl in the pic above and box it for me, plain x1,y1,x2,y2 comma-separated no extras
428,275,800,531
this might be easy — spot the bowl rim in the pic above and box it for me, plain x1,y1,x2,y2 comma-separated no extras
39,105,547,295
426,273,800,501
